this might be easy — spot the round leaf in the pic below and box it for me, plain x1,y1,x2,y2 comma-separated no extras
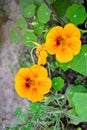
52,77,64,90
66,4,87,25
23,4,36,18
23,30,37,48
66,85,87,107
14,107,22,116
16,18,27,30
69,45,87,76
23,123,32,130
37,3,51,23
20,113,28,120
10,28,19,43
34,22,44,35
30,102,43,111
72,93,87,122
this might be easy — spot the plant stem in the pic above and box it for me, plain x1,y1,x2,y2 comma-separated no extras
80,29,87,34
30,47,36,64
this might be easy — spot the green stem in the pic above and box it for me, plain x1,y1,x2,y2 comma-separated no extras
30,47,37,64
80,29,87,34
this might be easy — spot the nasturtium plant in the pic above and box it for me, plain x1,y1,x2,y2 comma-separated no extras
30,102,43,112
23,123,32,130
69,45,87,76
66,85,87,107
16,18,28,30
10,28,19,43
19,0,33,15
33,22,44,35
37,3,51,23
53,0,69,17
14,107,22,117
23,30,37,48
72,93,87,122
52,77,64,91
23,4,36,18
66,4,87,25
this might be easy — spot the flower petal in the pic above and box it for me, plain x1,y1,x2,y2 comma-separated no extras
35,77,52,94
67,37,81,55
64,23,80,38
45,26,64,54
56,45,73,63
28,87,44,102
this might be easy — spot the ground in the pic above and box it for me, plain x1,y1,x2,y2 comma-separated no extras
0,0,29,129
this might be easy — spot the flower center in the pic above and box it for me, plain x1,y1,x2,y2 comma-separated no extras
57,38,65,46
26,79,34,87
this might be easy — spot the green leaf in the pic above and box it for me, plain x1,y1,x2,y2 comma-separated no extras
14,107,22,116
52,77,64,91
34,22,44,35
30,102,43,111
66,4,87,25
37,3,51,23
23,4,36,18
20,113,28,120
23,30,37,48
72,93,87,122
52,0,69,17
10,28,19,43
19,0,33,15
66,85,87,107
23,123,32,130
69,45,87,76
16,18,27,30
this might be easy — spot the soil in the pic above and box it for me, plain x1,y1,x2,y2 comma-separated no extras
0,0,29,129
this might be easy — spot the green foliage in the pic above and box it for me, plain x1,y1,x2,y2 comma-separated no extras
23,123,32,130
52,77,64,91
53,0,69,17
66,85,87,107
23,30,37,48
8,0,87,129
16,18,28,30
23,4,36,18
14,107,22,116
66,4,87,25
69,45,87,76
72,93,87,122
10,28,19,43
37,3,51,23
33,22,44,35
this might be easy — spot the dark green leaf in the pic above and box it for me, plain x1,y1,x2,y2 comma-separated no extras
52,77,64,91
23,4,36,18
37,3,51,23
10,28,19,43
16,18,27,30
66,4,87,25
72,93,87,122
52,0,69,17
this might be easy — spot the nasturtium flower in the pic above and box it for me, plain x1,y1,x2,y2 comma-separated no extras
45,23,81,63
36,43,48,65
15,64,52,102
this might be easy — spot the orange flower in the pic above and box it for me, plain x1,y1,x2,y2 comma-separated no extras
36,43,48,65
15,64,52,102
45,23,81,63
